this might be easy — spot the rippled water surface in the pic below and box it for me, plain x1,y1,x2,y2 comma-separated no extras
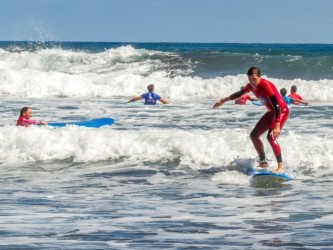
1,97,332,249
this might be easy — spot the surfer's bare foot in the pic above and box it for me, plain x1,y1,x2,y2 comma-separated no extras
257,162,268,168
272,168,284,173
272,163,284,173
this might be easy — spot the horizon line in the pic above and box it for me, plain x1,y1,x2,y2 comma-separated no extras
1,40,333,45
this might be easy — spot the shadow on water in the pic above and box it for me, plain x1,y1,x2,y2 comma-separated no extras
250,176,291,189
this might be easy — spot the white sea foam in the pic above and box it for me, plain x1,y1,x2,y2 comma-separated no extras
1,125,331,178
1,47,333,101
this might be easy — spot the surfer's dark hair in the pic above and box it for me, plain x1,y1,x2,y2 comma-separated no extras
280,88,287,96
147,84,154,92
20,107,31,116
291,85,297,93
247,67,261,77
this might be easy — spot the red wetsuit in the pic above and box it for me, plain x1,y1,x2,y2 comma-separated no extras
243,78,289,163
235,94,253,104
16,116,43,127
288,93,303,105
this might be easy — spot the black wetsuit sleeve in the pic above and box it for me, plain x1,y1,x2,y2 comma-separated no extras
269,94,281,122
229,89,246,100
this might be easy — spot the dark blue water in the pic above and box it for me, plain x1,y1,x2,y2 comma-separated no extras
2,41,333,80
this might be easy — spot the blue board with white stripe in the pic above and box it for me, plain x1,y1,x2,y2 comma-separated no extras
235,158,293,181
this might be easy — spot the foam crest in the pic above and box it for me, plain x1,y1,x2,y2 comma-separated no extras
0,46,185,98
1,46,333,101
1,126,331,177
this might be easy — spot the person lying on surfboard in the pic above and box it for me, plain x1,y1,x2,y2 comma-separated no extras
288,85,304,105
16,107,47,127
127,84,169,105
213,67,289,173
280,88,308,105
234,86,257,104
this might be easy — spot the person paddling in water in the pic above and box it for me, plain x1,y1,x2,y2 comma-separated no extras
213,67,289,173
288,85,304,105
127,84,169,105
16,107,47,127
234,86,257,104
280,88,308,105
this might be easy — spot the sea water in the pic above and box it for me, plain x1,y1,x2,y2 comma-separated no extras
0,42,333,249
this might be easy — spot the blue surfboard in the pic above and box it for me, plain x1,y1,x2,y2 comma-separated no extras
235,158,293,181
252,100,263,106
48,118,115,128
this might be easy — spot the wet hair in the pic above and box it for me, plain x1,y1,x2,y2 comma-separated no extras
290,85,297,93
147,84,154,92
280,88,287,97
247,67,261,77
20,107,31,116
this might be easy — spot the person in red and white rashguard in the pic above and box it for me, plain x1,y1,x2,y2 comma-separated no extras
213,67,289,173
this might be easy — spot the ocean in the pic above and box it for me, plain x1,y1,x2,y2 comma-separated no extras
0,41,333,249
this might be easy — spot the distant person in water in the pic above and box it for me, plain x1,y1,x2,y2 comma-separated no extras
127,84,169,105
288,85,304,105
280,88,308,105
235,86,257,104
16,107,47,127
213,67,289,173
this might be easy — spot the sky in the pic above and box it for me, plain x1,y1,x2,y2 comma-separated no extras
1,0,333,43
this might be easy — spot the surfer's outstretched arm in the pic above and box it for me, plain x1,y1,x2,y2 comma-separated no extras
159,97,169,104
213,89,245,109
127,96,142,103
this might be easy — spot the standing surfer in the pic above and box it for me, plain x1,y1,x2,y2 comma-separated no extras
213,67,289,173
